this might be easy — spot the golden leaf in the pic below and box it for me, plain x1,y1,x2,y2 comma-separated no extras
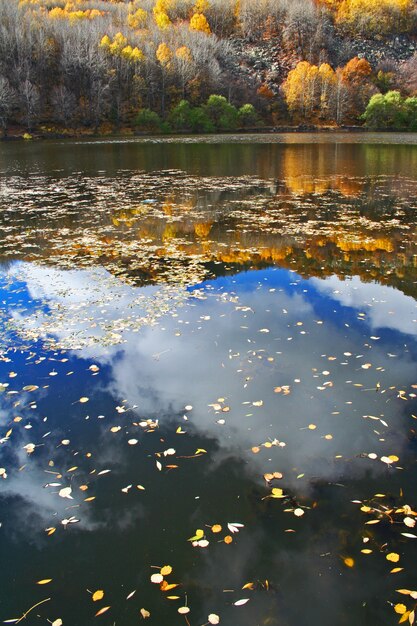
188,529,204,541
211,524,222,533
160,582,178,591
399,611,411,624
386,553,400,563
224,535,233,544
37,578,52,584
92,590,104,602
160,565,172,576
343,557,354,568
242,582,254,590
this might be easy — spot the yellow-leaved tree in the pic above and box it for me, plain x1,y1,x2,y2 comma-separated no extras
156,43,173,115
189,12,211,34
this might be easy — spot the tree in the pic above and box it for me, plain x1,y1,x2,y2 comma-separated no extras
19,79,40,130
204,94,238,129
156,42,172,116
168,99,214,132
341,56,375,119
189,13,211,34
135,108,164,132
363,90,413,129
282,61,320,119
51,85,77,127
237,103,259,127
0,76,16,136
174,45,194,99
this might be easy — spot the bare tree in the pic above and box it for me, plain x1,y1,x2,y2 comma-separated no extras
51,85,77,127
0,75,16,136
19,78,40,130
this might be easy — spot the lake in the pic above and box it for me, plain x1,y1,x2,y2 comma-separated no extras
1,134,417,626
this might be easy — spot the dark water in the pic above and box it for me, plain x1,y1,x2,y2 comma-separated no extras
0,135,417,626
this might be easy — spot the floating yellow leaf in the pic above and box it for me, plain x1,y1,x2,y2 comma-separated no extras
391,568,404,573
46,527,56,536
271,488,284,498
188,529,204,541
224,535,233,544
251,446,260,454
140,608,150,619
79,397,89,403
211,524,222,533
178,607,190,614
242,582,254,590
308,424,317,430
37,578,52,585
160,565,172,576
343,557,354,568
386,553,400,563
395,604,407,615
160,581,179,591
92,590,104,602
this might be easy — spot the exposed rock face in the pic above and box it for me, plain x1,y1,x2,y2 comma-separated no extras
227,32,417,95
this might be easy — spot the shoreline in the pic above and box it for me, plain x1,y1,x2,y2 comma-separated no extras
0,125,376,142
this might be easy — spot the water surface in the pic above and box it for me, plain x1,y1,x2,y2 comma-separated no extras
0,135,417,626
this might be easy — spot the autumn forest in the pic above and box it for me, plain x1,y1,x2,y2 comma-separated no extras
0,0,417,135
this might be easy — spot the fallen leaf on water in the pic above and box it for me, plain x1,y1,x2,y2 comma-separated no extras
178,607,190,614
160,565,172,576
151,574,164,584
394,604,407,614
404,517,416,528
95,606,110,617
234,599,249,606
242,582,254,590
211,524,222,533
386,553,400,563
37,579,52,585
58,487,73,499
224,535,233,544
188,529,204,541
79,397,89,403
92,590,104,602
227,523,244,534
208,614,220,624
52,620,63,626
343,557,354,568
140,608,150,619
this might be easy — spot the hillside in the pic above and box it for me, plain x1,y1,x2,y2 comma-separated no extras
0,0,417,136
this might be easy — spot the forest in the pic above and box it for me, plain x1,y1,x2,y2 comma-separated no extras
0,0,417,135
